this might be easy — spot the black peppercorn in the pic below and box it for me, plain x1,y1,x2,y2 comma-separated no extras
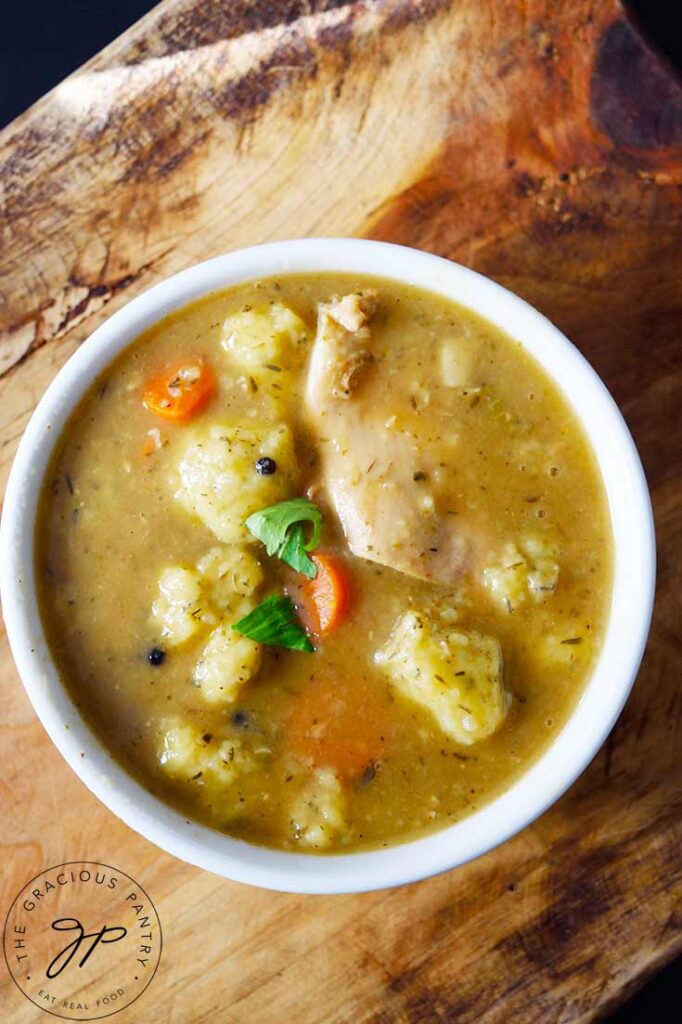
359,762,377,786
255,457,277,475
147,647,166,666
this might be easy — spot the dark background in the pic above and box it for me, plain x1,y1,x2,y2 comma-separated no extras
0,1,679,1020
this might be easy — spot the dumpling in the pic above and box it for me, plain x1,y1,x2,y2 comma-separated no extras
375,609,509,745
175,423,298,542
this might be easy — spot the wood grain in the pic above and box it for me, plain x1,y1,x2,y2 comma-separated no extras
1,1,681,1021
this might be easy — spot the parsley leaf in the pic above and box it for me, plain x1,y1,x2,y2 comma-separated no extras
231,595,314,652
244,498,323,578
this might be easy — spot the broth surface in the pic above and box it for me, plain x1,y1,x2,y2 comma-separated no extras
37,273,612,851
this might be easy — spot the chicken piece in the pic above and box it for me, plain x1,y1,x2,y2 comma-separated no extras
305,292,470,583
310,290,379,399
375,609,509,745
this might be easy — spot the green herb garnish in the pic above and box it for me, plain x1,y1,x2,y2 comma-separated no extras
244,498,323,579
232,595,314,652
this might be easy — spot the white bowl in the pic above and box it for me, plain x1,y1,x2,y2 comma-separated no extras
0,239,655,893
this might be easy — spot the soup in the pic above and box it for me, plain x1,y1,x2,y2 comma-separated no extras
36,273,612,852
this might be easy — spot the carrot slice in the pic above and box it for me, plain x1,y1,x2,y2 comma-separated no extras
297,552,351,636
143,359,216,422
288,674,389,779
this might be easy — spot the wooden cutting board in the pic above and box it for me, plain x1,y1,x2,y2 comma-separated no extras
1,1,680,1021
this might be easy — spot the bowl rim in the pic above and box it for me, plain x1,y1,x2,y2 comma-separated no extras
0,238,656,894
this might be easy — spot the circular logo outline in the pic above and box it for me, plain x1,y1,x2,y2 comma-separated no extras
3,861,163,1020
